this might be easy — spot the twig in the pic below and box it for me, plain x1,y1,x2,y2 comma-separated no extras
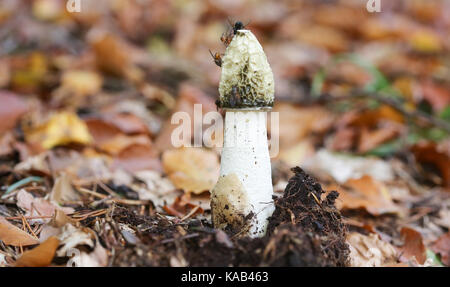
316,91,450,133
21,215,38,239
5,215,53,221
180,206,200,222
77,187,149,206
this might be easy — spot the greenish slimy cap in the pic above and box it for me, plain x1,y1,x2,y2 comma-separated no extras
218,30,274,109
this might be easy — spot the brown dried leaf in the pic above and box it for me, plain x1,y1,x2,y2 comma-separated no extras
0,216,39,246
17,189,74,219
154,84,217,152
163,193,204,218
347,232,397,267
112,144,162,173
398,227,427,265
0,91,28,134
272,103,333,150
358,125,399,153
15,236,60,267
431,232,450,266
412,141,450,187
329,175,400,215
162,147,219,194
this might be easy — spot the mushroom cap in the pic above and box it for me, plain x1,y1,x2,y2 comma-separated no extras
218,30,274,109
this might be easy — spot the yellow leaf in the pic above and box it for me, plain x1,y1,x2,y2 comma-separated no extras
409,30,442,53
61,70,103,96
25,111,92,149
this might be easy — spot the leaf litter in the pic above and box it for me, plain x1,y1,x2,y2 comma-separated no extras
0,0,449,267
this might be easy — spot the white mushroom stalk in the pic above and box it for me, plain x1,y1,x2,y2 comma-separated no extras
211,30,275,238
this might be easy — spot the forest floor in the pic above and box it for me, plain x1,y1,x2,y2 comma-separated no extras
0,0,449,267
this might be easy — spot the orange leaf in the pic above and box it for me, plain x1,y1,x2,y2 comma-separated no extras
398,227,426,265
328,175,400,215
15,236,60,267
0,216,39,246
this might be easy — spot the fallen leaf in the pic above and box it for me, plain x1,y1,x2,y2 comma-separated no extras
329,175,400,216
398,227,427,265
60,70,103,96
358,125,400,153
132,170,176,208
75,243,108,267
408,30,443,53
272,103,333,150
15,236,60,267
295,25,349,52
17,189,74,220
0,91,28,134
304,149,394,183
412,141,450,187
431,232,450,266
347,232,397,267
24,111,92,149
162,147,219,194
99,134,152,155
154,83,217,152
0,216,39,246
91,33,142,82
111,143,162,172
50,173,80,205
56,224,95,257
163,193,204,218
420,81,450,112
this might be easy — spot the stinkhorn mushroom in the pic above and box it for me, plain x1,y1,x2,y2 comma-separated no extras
211,29,275,238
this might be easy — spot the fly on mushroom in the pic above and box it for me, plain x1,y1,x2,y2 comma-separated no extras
220,19,250,48
209,50,223,67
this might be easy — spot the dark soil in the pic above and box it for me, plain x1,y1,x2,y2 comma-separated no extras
111,167,350,266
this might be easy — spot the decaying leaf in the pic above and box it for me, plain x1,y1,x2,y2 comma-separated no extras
431,232,450,266
15,236,60,267
0,91,28,134
398,227,427,265
0,216,39,246
131,170,176,208
162,148,219,194
60,70,103,96
412,141,450,187
17,189,74,220
304,149,394,183
163,193,204,218
111,143,162,172
347,232,397,267
329,175,400,216
50,173,80,204
56,224,95,257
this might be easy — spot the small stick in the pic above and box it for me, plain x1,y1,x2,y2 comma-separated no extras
180,206,200,222
21,215,38,239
